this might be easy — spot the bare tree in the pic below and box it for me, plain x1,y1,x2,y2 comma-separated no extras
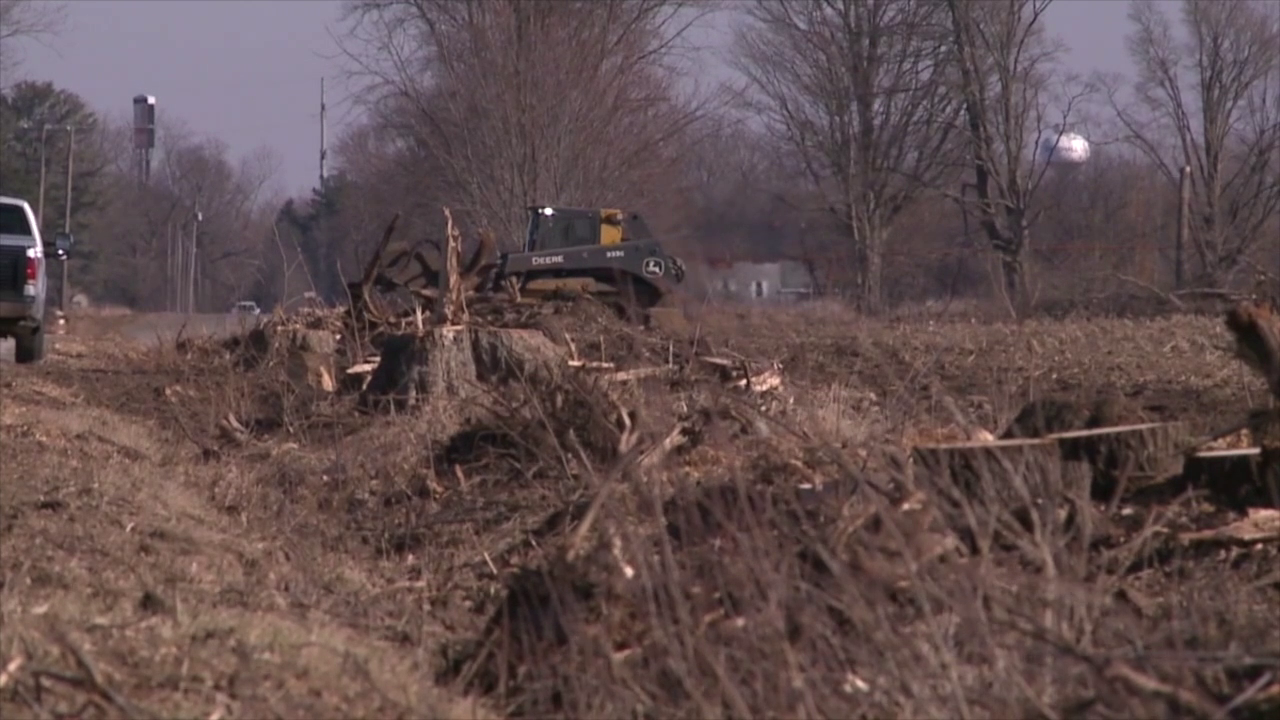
0,0,67,82
942,0,1093,316
335,0,716,245
680,118,784,253
88,119,278,309
1104,0,1280,287
732,0,961,313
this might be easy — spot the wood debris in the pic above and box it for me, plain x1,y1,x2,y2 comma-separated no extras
1178,508,1280,545
345,357,380,376
697,355,784,393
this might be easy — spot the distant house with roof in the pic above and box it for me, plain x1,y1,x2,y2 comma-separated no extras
689,255,817,303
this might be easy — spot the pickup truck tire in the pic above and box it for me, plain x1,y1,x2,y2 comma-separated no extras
14,326,46,364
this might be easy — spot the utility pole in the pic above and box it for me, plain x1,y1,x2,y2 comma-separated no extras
319,77,328,193
60,125,75,313
166,223,172,312
175,222,185,313
1175,165,1190,290
189,204,201,314
36,124,49,228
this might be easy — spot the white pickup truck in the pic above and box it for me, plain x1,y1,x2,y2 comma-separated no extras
0,195,73,363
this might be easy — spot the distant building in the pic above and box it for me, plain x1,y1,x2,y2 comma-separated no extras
695,258,816,303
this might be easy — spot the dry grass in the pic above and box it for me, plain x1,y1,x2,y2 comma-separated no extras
2,303,1277,719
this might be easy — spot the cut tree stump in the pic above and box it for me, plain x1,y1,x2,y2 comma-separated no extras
1047,422,1188,502
357,326,478,436
1252,409,1280,508
285,328,338,356
361,334,421,411
359,327,569,435
285,349,336,394
1265,449,1280,509
1183,448,1264,507
422,325,478,403
472,328,566,385
1000,398,1092,439
912,438,1094,561
282,328,339,394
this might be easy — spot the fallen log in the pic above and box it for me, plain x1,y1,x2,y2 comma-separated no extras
601,366,672,384
1048,422,1188,502
912,438,1093,559
1179,507,1280,545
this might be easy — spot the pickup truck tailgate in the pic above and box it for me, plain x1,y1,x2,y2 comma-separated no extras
0,245,28,301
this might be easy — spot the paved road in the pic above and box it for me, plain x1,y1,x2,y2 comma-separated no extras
0,312,263,363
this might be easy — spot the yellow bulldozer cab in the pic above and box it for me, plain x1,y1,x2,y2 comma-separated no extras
600,208,625,246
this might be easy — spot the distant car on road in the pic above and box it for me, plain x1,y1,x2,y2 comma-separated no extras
0,195,73,364
230,300,261,316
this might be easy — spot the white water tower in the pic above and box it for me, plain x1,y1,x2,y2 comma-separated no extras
1038,129,1091,167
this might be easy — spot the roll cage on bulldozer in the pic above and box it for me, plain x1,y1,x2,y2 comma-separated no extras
524,205,653,252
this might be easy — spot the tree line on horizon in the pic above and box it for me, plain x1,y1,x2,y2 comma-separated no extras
0,0,1276,317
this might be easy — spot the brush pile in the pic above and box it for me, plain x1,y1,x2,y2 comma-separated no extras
184,207,798,462
141,260,1280,718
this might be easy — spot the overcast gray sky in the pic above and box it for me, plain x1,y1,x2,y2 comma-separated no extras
15,0,1138,198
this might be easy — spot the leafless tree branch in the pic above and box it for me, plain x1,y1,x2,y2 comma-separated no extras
0,0,68,82
1104,0,1280,286
731,0,963,312
940,0,1091,316
333,0,720,246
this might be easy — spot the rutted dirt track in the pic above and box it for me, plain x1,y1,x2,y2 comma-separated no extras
1,306,1277,718
0,313,256,362
1,330,479,718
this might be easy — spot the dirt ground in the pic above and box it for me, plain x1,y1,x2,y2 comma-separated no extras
1,304,1277,719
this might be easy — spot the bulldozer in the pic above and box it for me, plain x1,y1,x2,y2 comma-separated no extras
375,205,687,320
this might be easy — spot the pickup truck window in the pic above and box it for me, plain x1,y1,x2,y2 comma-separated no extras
0,204,35,237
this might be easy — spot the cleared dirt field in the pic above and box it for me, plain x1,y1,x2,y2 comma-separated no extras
1,303,1277,719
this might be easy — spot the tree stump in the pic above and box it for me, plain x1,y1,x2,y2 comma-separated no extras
1047,422,1188,503
359,327,569,437
1264,448,1280,509
361,334,419,411
471,328,566,385
1251,408,1280,508
1000,398,1092,439
1183,448,1266,509
286,328,338,355
912,438,1093,563
422,325,478,400
284,349,336,394
281,328,338,394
